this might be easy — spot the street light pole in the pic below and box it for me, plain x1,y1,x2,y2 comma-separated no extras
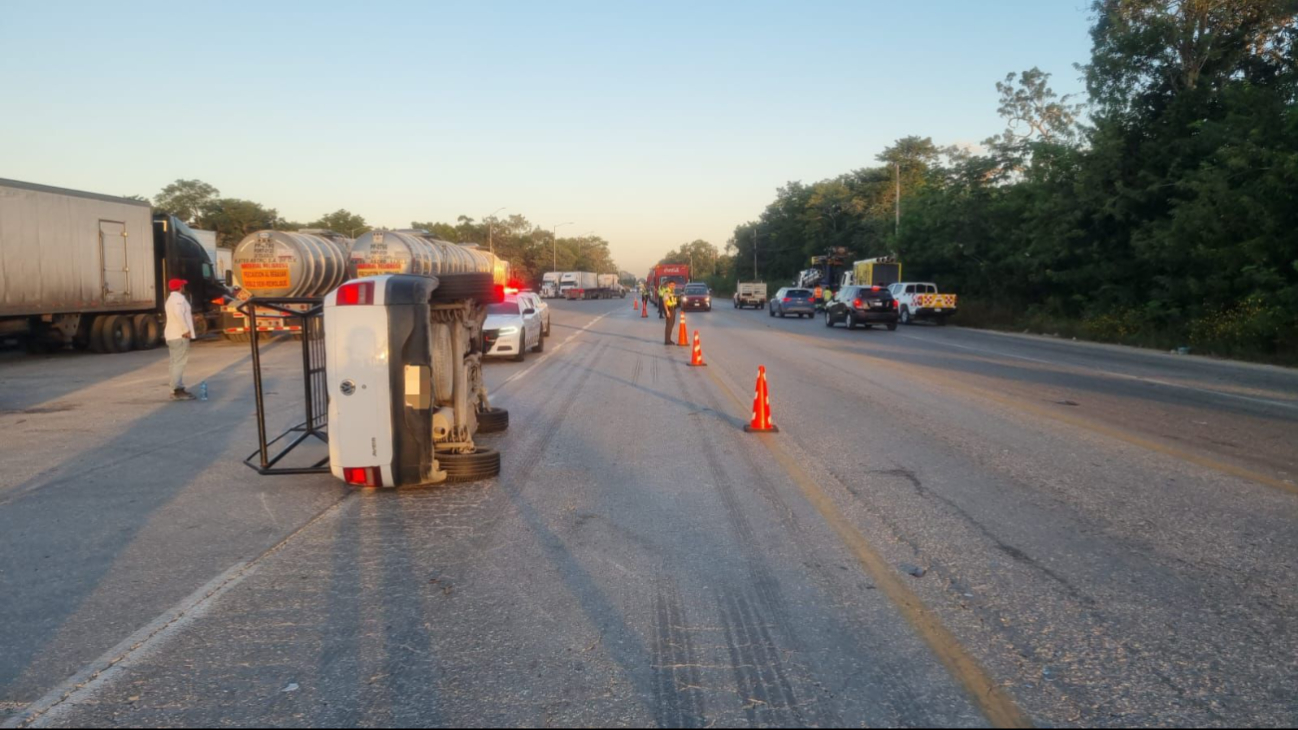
895,162,901,237
753,227,758,280
483,207,506,255
552,221,574,273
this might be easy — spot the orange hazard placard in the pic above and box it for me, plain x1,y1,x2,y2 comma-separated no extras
356,262,406,277
239,263,291,290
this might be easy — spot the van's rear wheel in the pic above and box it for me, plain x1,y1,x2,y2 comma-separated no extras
438,448,501,482
477,407,509,433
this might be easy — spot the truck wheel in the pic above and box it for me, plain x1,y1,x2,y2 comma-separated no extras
900,306,912,325
100,315,135,353
477,407,509,434
439,448,501,482
430,273,498,303
87,316,108,352
134,315,161,350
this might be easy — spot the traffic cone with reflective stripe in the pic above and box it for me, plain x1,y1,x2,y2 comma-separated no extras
677,311,689,346
641,300,649,318
634,297,640,311
689,330,706,366
743,365,779,433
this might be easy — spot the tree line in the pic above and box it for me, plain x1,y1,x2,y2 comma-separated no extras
135,180,620,289
713,0,1298,361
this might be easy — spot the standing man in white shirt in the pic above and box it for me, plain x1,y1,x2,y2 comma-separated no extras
164,278,197,401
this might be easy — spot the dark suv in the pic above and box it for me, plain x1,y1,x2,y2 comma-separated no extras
825,285,898,331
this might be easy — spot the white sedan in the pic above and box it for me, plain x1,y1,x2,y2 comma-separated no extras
483,296,543,361
517,291,551,337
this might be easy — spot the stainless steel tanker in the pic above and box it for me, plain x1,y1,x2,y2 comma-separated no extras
349,229,509,286
231,230,352,298
220,230,354,340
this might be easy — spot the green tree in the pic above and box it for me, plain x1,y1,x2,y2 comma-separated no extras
307,209,368,237
197,198,281,248
154,179,219,224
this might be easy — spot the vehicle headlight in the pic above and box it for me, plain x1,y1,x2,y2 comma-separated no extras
499,326,519,335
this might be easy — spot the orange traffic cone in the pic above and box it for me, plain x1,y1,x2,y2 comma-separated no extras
641,301,649,318
634,298,640,311
743,366,779,433
677,311,689,346
689,330,706,366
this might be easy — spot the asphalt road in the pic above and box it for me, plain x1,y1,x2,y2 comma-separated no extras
1,299,1295,728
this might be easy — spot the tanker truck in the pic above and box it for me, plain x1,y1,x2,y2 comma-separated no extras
0,178,228,353
219,229,353,341
348,229,509,288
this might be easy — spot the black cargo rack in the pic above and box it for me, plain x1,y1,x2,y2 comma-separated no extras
239,297,330,475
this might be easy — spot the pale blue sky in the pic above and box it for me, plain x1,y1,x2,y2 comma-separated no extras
0,1,1094,273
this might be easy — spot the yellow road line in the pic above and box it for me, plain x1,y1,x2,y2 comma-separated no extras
703,366,1033,729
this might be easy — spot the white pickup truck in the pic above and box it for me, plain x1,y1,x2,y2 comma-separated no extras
888,282,957,325
733,282,767,309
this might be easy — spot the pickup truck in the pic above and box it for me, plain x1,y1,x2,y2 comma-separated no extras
733,282,767,309
888,282,957,325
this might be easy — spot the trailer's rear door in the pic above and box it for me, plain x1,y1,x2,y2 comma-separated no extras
99,220,129,303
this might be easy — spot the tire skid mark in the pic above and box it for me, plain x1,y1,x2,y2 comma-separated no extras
663,354,815,726
718,590,801,728
651,583,706,729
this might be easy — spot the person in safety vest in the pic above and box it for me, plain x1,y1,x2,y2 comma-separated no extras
662,282,679,344
657,284,668,318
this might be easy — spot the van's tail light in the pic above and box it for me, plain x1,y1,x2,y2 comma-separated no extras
853,298,863,308
892,299,898,309
337,281,375,306
782,297,791,303
343,466,382,487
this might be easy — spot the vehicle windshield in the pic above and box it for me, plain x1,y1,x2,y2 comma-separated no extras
487,301,519,316
684,285,709,294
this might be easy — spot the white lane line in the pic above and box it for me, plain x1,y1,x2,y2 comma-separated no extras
4,494,353,729
496,311,614,392
899,332,1298,411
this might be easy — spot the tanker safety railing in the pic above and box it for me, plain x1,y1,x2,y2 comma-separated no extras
238,296,330,475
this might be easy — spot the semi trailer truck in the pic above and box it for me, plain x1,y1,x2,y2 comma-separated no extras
0,178,227,353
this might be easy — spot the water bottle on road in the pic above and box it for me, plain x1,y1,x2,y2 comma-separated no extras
199,382,208,401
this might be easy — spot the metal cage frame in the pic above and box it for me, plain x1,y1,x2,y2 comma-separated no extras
239,297,330,475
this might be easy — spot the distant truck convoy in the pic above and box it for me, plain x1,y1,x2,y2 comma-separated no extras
647,263,690,303
733,281,768,309
888,281,957,325
0,178,228,353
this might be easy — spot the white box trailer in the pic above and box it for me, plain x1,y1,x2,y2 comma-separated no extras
0,179,227,352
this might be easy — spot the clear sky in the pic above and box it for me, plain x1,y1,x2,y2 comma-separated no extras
0,1,1094,274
